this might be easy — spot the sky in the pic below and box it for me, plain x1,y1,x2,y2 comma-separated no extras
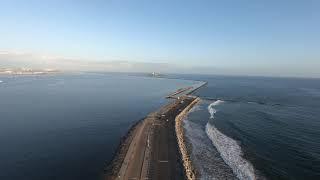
0,0,319,77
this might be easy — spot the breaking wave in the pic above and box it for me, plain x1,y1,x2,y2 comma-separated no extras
206,100,256,180
208,100,224,118
184,111,237,179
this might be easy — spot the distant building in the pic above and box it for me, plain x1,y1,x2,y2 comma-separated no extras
150,72,161,77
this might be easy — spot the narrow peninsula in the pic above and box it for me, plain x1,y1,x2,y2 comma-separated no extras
104,82,206,180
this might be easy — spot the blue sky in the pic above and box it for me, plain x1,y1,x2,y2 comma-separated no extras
0,0,319,76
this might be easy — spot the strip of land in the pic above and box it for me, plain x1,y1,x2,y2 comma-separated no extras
0,68,59,75
105,83,206,180
166,81,207,99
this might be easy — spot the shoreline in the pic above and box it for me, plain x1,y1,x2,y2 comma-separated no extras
103,119,144,179
175,97,201,180
104,81,207,180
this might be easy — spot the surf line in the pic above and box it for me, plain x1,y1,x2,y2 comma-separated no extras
206,100,257,180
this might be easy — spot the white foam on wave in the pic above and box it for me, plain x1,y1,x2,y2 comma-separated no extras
206,100,256,180
208,100,224,119
184,115,237,179
189,104,201,113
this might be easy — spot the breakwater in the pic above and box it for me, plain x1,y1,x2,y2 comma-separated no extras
104,80,208,180
104,119,144,179
175,97,201,180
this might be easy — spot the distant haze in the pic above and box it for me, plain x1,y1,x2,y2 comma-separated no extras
0,51,319,78
0,1,320,78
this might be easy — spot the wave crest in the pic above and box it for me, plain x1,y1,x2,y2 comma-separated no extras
206,100,256,180
208,100,223,119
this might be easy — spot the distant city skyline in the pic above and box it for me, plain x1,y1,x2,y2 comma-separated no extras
0,0,319,77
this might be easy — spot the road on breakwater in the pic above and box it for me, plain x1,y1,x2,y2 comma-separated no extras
106,96,194,180
105,81,207,180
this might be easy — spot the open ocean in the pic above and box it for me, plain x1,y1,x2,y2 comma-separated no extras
0,73,196,180
174,75,320,180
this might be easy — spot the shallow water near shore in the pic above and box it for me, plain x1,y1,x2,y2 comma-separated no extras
179,74,320,180
0,73,196,180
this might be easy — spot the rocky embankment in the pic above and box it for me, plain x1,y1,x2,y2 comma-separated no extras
175,97,201,180
104,119,143,179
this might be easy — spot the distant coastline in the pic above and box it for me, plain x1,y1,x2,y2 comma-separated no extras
0,68,59,75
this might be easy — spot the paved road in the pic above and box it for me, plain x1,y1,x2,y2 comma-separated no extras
115,96,194,180
116,115,154,180
148,97,194,180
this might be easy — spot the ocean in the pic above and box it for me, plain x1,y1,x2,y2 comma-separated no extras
1,73,319,180
176,75,320,180
0,73,196,180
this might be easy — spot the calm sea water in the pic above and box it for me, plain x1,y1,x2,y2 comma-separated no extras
0,73,195,180
177,75,320,180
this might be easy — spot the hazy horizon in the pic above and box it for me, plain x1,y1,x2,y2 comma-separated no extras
1,0,319,78
1,50,320,78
